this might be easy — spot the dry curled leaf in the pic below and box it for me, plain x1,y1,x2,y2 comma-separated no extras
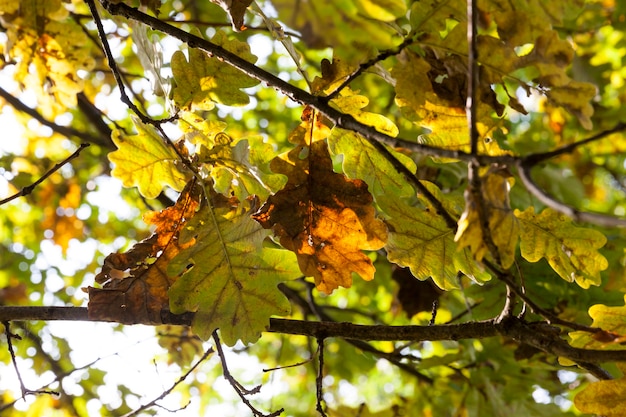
88,181,201,325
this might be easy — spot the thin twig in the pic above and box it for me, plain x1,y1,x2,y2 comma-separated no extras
325,35,416,101
315,338,327,417
123,346,214,417
85,0,162,127
517,160,626,227
2,322,60,399
0,143,90,206
212,331,283,417
523,122,626,165
466,0,479,156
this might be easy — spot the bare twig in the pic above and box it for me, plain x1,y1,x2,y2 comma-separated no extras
0,143,90,206
315,338,327,417
522,122,626,166
516,160,626,227
123,346,214,417
2,322,60,399
325,35,416,101
85,0,161,127
212,331,283,417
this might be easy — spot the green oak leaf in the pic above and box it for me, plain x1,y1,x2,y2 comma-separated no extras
170,30,259,110
167,197,301,345
381,186,490,290
328,128,416,198
108,116,189,199
515,207,608,288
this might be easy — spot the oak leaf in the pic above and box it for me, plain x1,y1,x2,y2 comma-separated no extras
381,183,490,290
167,193,301,345
253,118,387,293
515,207,608,288
88,182,201,325
574,363,626,416
108,116,189,199
569,295,626,351
170,30,259,110
328,128,416,199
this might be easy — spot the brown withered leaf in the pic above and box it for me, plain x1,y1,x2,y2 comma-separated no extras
88,181,201,325
253,122,387,293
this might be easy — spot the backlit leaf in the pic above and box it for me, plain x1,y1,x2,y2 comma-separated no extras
330,88,399,136
328,128,416,198
88,182,201,325
171,30,259,110
515,207,608,288
253,117,387,293
381,183,490,290
108,116,190,199
1,0,95,117
167,192,301,345
574,363,626,416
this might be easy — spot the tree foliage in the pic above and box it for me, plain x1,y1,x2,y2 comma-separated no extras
1,0,626,415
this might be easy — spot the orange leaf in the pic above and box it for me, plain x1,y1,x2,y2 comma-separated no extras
88,181,201,324
253,131,387,293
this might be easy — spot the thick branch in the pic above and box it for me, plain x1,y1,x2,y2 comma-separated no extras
0,306,623,368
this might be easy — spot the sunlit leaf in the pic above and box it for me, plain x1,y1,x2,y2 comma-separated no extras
171,30,259,110
108,116,190,199
328,128,416,198
515,207,608,287
253,124,387,293
167,192,301,345
574,363,626,416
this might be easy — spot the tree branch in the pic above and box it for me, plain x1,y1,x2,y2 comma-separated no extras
0,306,622,371
0,143,90,206
0,86,107,147
517,159,626,227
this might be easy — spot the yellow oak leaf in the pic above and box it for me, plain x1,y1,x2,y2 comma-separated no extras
170,30,258,110
108,116,189,199
515,207,608,288
574,363,626,416
569,295,626,351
